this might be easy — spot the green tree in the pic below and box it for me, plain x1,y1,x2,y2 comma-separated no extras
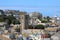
12,19,20,24
5,15,16,25
35,25,44,29
40,16,51,23
0,10,6,16
41,20,47,23
0,17,5,22
46,16,51,22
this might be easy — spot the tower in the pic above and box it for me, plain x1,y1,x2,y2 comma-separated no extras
19,12,29,34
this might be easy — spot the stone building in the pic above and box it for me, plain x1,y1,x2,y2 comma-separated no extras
19,12,29,34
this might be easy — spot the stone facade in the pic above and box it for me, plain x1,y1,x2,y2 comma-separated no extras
19,12,29,34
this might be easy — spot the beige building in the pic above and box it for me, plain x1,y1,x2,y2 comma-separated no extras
19,12,29,34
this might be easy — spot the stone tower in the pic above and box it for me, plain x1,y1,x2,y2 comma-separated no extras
19,12,29,34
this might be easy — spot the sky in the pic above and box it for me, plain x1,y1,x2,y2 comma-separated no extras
0,0,60,17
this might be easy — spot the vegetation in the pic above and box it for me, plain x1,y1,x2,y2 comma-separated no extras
41,20,47,23
12,19,20,25
6,15,20,25
46,16,51,22
35,25,44,29
39,16,51,23
0,10,20,25
28,25,44,29
0,17,5,22
0,10,5,22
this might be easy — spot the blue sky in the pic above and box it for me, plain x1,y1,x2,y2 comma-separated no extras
0,0,60,17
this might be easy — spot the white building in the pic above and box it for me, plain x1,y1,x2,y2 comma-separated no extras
50,16,60,26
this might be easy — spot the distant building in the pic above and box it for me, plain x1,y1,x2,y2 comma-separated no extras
29,12,42,25
4,10,20,20
50,16,57,23
50,16,60,26
56,17,60,26
29,17,41,25
19,12,29,34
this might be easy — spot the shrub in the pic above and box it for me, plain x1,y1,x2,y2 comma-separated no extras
35,25,44,29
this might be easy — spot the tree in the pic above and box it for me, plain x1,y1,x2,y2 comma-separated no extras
35,25,44,29
12,19,20,25
41,20,47,23
0,10,4,14
0,10,6,16
10,11,14,16
6,15,16,24
46,16,51,22
40,16,51,23
0,17,5,22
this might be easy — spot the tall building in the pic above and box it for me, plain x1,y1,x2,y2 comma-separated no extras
19,12,29,34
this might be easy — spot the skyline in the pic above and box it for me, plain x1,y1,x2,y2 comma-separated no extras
0,0,60,17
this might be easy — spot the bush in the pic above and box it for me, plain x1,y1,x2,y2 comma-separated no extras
12,20,20,25
35,25,44,29
0,17,5,22
28,25,44,29
41,20,47,23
